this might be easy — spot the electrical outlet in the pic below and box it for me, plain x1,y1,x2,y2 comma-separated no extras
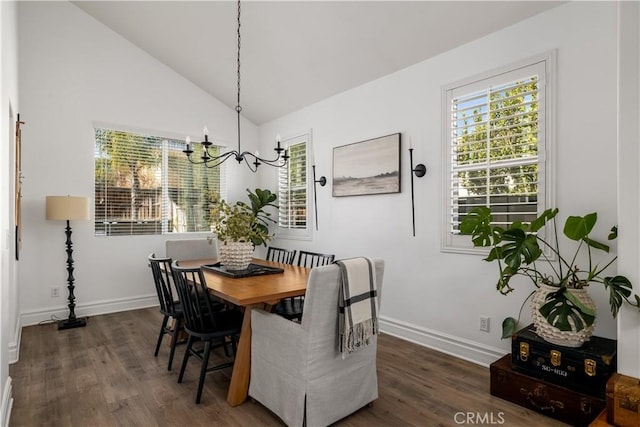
480,316,490,332
51,287,60,298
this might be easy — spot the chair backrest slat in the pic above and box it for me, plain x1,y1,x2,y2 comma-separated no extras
297,250,335,268
149,253,179,315
266,247,297,264
171,262,219,334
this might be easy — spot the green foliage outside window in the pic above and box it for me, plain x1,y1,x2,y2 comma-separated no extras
455,78,538,198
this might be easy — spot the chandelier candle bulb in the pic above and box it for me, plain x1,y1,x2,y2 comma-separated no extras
203,126,209,136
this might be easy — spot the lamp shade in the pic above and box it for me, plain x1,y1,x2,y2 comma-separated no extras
45,196,91,221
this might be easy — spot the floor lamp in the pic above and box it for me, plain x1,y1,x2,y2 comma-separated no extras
45,195,91,330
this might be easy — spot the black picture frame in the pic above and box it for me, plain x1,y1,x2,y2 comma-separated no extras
332,133,401,197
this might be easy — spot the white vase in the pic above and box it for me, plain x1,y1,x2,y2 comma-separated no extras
531,284,596,348
219,241,254,270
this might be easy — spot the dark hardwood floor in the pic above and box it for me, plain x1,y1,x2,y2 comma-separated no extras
9,308,566,426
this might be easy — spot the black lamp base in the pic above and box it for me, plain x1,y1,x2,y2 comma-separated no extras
57,219,87,332
58,317,87,330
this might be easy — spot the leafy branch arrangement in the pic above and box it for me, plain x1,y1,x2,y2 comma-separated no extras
207,188,278,247
460,206,640,338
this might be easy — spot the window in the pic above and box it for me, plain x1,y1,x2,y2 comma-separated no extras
94,127,225,236
277,131,311,239
442,53,554,252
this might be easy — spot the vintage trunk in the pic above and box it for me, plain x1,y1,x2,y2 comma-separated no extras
606,372,640,426
490,354,605,426
512,324,616,398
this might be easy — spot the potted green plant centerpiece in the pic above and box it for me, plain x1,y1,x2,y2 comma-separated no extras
208,188,277,270
460,206,640,347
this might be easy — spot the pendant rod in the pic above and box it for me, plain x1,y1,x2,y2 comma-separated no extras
182,0,289,172
236,0,242,155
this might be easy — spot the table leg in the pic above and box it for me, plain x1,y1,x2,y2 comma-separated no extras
227,304,255,406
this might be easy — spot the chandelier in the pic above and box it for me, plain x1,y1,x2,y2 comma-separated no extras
183,0,288,172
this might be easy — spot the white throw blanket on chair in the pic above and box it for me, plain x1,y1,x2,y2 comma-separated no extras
336,257,379,358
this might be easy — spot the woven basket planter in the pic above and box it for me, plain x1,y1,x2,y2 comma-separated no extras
531,284,596,348
219,241,254,270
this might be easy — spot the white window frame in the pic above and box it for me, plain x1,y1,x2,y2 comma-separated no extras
93,123,227,237
276,130,313,241
441,51,555,254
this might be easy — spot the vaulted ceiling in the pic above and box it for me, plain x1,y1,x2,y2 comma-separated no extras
73,1,564,125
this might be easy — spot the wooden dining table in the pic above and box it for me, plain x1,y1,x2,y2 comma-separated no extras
175,258,310,406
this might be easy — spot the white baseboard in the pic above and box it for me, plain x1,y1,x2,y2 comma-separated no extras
18,297,504,368
379,315,506,367
20,294,158,327
8,317,21,364
1,377,12,427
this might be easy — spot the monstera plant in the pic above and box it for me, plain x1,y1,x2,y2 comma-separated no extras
237,188,278,247
460,206,640,343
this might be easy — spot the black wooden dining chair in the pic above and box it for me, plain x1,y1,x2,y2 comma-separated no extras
274,250,335,321
149,253,184,371
171,261,243,404
266,246,296,264
297,250,335,268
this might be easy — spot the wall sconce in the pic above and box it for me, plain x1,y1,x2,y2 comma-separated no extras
409,147,426,237
312,165,326,231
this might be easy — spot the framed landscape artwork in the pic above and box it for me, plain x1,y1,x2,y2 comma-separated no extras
332,133,401,197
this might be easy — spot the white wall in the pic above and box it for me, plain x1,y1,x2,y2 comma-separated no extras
260,2,623,364
17,1,259,325
1,0,19,423
15,1,638,370
617,0,640,377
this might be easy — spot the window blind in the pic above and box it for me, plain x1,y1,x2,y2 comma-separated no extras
278,141,307,230
448,68,543,234
94,128,224,236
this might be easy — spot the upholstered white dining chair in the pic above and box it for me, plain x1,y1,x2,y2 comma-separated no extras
165,238,218,261
249,259,384,427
